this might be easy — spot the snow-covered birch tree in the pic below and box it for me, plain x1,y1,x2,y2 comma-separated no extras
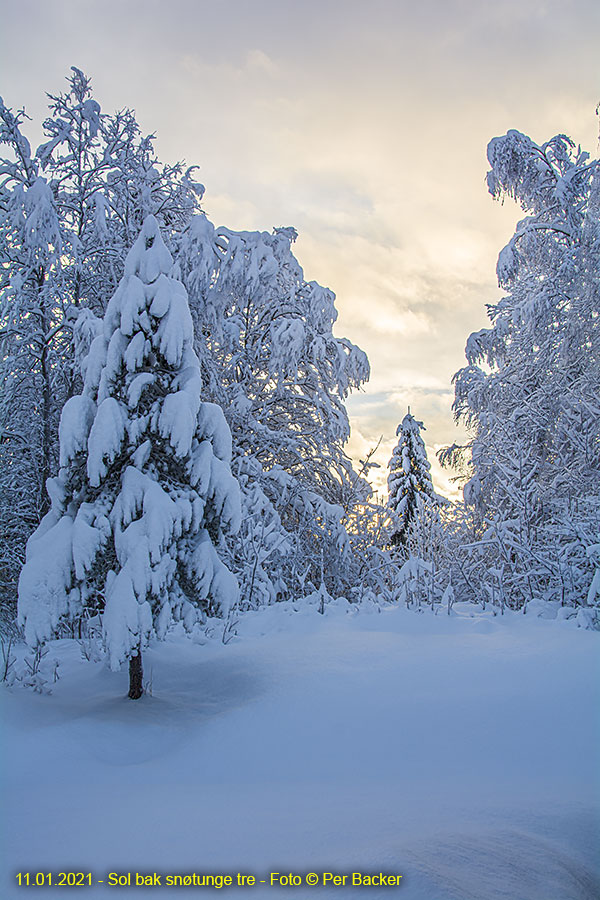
0,99,70,600
37,67,203,316
4,68,371,618
175,217,371,603
18,216,240,697
444,128,600,612
1,70,205,606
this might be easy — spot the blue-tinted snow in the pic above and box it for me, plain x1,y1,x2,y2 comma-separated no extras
2,601,598,899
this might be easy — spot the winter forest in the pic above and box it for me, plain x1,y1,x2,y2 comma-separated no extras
1,64,599,899
2,68,599,685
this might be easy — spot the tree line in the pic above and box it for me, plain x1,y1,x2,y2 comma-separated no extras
1,70,598,692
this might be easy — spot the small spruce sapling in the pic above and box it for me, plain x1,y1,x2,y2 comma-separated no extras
387,409,436,551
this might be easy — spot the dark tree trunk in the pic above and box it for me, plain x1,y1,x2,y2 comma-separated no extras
39,272,53,519
128,649,143,700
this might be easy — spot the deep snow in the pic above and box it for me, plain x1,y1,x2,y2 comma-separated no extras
2,599,599,899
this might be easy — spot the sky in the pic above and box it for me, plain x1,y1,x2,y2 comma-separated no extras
2,0,599,497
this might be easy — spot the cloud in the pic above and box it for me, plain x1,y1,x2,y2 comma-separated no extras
246,49,279,76
2,0,597,504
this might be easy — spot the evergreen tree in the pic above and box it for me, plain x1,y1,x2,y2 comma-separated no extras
18,216,240,697
387,410,436,550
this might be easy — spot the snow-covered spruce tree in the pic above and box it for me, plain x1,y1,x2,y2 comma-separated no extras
387,410,437,551
443,128,600,613
18,216,240,697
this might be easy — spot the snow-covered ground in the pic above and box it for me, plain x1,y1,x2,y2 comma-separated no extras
2,599,599,899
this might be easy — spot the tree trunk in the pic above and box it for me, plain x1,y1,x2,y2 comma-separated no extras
39,272,53,519
128,648,143,700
